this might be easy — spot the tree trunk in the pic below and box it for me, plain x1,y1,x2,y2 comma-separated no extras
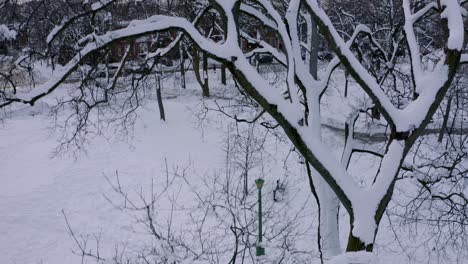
308,16,341,261
438,95,452,142
156,75,166,121
202,50,209,97
179,44,186,89
309,21,319,80
192,47,209,97
344,72,349,98
221,63,227,85
371,106,381,120
346,229,373,252
315,176,341,258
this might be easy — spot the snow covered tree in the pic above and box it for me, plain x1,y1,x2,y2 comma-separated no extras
0,0,466,262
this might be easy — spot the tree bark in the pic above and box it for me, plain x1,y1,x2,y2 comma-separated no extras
309,21,319,80
315,174,341,257
438,95,452,142
202,50,210,97
221,63,227,85
192,47,210,97
309,16,341,260
156,75,166,121
346,228,373,252
179,44,186,89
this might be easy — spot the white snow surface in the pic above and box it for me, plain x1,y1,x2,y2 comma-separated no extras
0,68,465,264
0,100,224,264
328,252,378,264
440,0,465,51
461,54,468,63
0,24,16,40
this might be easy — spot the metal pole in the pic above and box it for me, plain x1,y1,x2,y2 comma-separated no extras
255,178,265,256
258,186,262,242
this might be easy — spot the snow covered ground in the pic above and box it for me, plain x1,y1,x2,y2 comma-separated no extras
0,69,465,264
0,70,313,263
0,97,225,263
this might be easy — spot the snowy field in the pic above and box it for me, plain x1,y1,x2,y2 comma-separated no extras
0,97,225,263
0,71,312,263
0,69,465,264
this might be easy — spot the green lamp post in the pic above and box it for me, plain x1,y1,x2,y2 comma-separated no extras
255,178,265,256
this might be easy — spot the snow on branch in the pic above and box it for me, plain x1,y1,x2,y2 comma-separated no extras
411,2,438,22
3,15,229,107
0,24,16,41
461,54,468,64
305,0,465,133
318,25,375,96
105,45,131,92
240,31,287,65
240,3,277,29
146,33,183,61
285,0,321,100
303,0,401,129
396,0,464,133
255,0,299,105
440,0,465,51
90,0,113,11
403,0,424,90
46,0,116,47
145,6,211,61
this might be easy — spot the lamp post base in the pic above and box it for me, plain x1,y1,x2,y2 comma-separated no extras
256,246,265,256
